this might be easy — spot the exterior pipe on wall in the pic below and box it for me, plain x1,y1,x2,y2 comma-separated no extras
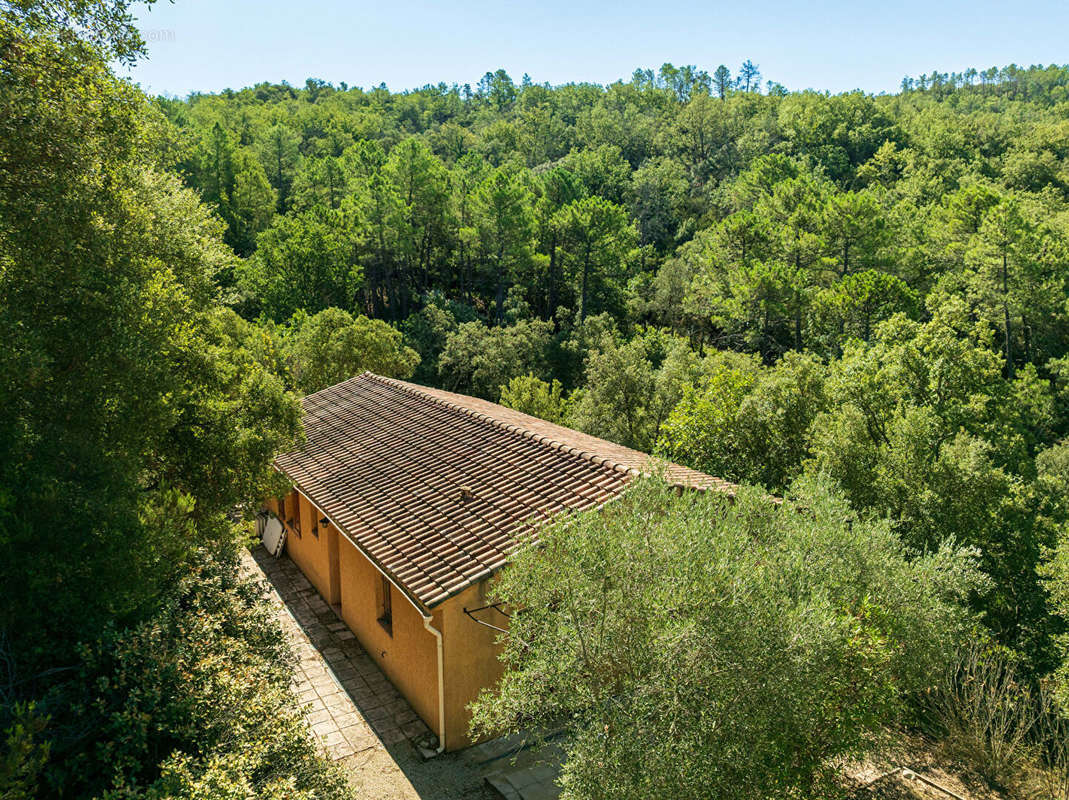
421,614,446,754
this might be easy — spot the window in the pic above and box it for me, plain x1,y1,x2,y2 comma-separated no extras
288,491,301,538
377,575,393,635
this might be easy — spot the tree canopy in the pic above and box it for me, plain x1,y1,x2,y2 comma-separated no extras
0,7,339,797
6,3,1069,792
155,55,1069,687
471,477,981,800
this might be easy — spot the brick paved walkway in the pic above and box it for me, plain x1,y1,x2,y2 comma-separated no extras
241,547,434,760
242,545,550,800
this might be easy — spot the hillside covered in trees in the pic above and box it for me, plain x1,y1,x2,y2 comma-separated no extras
147,57,1069,792
4,0,1069,796
163,60,1069,672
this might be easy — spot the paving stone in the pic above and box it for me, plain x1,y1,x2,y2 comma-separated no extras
242,548,438,762
401,719,431,739
530,764,559,783
341,724,376,747
333,667,358,683
352,687,383,707
331,717,363,734
319,694,346,710
522,784,561,800
321,730,347,748
364,705,392,723
324,693,353,709
378,726,408,745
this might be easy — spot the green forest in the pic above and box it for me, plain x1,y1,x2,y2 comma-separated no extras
4,1,1069,798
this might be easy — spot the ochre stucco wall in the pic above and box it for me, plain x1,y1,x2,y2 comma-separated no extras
336,535,441,741
267,492,508,752
281,492,334,603
437,580,507,749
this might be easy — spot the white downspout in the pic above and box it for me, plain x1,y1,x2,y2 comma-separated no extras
422,614,446,754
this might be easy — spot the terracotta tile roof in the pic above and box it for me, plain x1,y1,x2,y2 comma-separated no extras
274,373,732,610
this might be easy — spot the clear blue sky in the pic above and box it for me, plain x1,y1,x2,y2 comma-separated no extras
122,0,1069,97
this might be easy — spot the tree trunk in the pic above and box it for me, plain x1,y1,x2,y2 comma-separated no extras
495,244,506,326
276,132,285,213
547,231,558,319
495,273,505,326
1002,251,1014,379
793,253,803,351
214,136,223,202
579,242,592,322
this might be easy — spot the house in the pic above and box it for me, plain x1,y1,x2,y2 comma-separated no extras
266,372,729,752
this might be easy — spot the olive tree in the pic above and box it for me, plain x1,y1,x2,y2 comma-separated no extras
471,477,980,800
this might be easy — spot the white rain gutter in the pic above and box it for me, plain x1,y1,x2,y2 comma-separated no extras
421,613,447,754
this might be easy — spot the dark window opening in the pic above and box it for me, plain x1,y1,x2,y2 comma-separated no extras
377,575,393,635
289,491,301,538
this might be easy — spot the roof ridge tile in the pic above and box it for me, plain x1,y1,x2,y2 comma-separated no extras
362,372,720,491
276,373,735,609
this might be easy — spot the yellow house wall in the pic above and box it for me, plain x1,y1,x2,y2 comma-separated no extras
266,492,507,752
280,492,335,603
336,536,441,741
437,580,507,750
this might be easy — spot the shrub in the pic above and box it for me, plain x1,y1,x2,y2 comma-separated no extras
921,645,1039,790
498,375,568,423
658,350,828,491
0,704,50,800
471,476,981,800
36,544,347,800
921,644,1069,798
282,307,419,394
566,329,701,451
438,318,554,399
1035,686,1069,800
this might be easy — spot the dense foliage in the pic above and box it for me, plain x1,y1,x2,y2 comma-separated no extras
470,477,982,800
5,0,1069,793
48,544,346,800
0,4,341,798
151,58,1069,684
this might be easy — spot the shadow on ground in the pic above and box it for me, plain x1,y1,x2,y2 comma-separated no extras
246,546,508,800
